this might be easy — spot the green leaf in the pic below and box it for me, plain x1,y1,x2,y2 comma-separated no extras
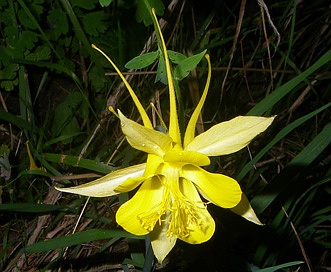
71,0,97,9
47,9,69,38
88,65,109,93
25,45,51,61
136,0,165,26
42,153,115,174
5,28,39,53
168,50,187,64
19,30,38,50
82,11,109,36
256,261,304,272
99,0,112,7
51,102,72,136
51,99,81,144
4,26,20,49
0,63,19,80
0,203,65,213
17,0,45,30
155,56,166,84
68,91,89,119
1,79,18,92
22,229,144,253
251,121,331,215
237,101,331,181
0,106,33,130
66,92,84,109
125,51,159,69
248,49,331,115
174,50,207,80
0,47,11,66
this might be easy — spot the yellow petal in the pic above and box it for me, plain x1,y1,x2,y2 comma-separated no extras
115,154,163,193
116,176,164,236
92,44,153,129
181,165,242,208
163,149,210,166
144,154,164,176
183,54,212,148
185,116,275,156
119,111,173,157
178,178,215,244
231,194,263,225
150,212,177,264
114,175,146,193
151,9,181,145
55,163,145,197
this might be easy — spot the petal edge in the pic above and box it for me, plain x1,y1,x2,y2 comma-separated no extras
185,116,275,156
56,164,145,197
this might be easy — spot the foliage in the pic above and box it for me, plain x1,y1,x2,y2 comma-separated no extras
0,0,330,271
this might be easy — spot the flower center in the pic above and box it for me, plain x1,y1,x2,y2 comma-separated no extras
137,164,207,239
166,179,205,238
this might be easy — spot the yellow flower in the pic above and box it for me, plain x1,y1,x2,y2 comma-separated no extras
56,9,275,263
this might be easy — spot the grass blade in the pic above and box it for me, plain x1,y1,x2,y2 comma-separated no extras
248,49,331,116
42,153,116,174
251,121,331,214
22,229,143,253
237,101,331,181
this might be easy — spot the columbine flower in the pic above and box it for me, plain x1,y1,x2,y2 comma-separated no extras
56,9,275,263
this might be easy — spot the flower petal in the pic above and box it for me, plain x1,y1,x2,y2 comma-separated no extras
55,164,145,197
119,111,173,157
185,116,275,156
183,54,211,148
116,176,164,236
115,154,163,193
150,212,177,264
151,9,181,145
92,44,153,129
163,149,210,166
178,178,215,244
181,165,242,208
231,194,263,225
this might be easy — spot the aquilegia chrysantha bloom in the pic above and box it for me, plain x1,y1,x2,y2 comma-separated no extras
56,9,275,263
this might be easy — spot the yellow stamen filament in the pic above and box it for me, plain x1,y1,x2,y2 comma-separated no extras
137,166,206,240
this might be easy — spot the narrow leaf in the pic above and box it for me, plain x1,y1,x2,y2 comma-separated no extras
237,101,331,181
257,261,304,272
0,203,65,213
42,153,115,174
248,49,331,115
22,229,144,253
251,121,331,214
